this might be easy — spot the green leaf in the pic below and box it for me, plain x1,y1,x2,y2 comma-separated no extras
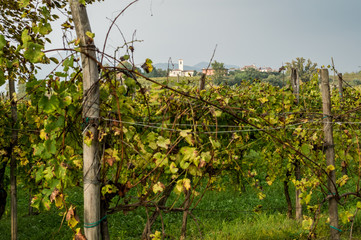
304,193,312,204
120,55,130,61
169,162,178,174
43,166,54,181
101,184,116,196
39,22,52,35
24,42,44,63
156,136,170,149
50,57,59,64
45,140,57,155
21,29,32,47
209,137,221,149
302,217,313,230
154,152,168,167
180,159,190,169
19,0,30,8
39,95,60,113
49,179,61,189
125,77,136,88
301,143,312,156
35,166,45,183
0,34,6,50
0,69,5,86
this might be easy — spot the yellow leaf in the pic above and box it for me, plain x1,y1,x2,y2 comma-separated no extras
85,31,95,39
258,192,266,200
68,215,79,228
180,130,191,137
174,179,191,194
336,175,349,187
152,182,165,194
183,178,191,191
304,192,312,204
259,97,268,103
213,110,222,117
150,230,162,240
40,129,48,140
175,180,183,195
84,131,93,146
55,194,63,208
326,165,335,173
302,216,313,230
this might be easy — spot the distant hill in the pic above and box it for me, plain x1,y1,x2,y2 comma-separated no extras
154,62,240,71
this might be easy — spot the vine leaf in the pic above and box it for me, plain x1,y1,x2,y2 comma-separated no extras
19,0,30,8
141,58,153,73
169,162,178,174
0,34,5,50
326,165,335,173
156,136,170,149
21,29,32,47
86,31,95,41
24,42,45,63
75,228,87,240
302,216,313,230
0,70,5,86
49,57,59,64
66,206,79,228
152,182,165,194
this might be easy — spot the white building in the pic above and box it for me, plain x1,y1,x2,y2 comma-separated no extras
169,59,194,77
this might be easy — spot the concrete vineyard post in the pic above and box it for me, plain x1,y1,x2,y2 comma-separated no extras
320,68,340,240
69,1,101,239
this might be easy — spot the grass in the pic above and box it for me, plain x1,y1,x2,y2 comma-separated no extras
1,181,361,239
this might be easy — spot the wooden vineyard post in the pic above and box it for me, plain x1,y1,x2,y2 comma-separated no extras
9,77,18,240
199,73,206,90
291,68,300,103
69,1,101,239
320,68,340,240
291,68,302,221
337,73,343,106
337,73,347,175
180,189,191,240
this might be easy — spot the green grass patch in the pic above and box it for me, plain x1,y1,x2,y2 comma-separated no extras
1,181,361,239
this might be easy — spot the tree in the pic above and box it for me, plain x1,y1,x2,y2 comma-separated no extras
228,68,267,85
211,60,227,84
285,57,317,83
264,74,285,88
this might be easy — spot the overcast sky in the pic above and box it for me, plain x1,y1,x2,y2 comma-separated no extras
49,0,361,72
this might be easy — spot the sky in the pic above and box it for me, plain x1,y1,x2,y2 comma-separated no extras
46,0,361,73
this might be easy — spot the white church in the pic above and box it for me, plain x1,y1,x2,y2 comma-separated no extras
168,59,194,77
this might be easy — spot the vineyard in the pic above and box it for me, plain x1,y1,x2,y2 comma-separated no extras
1,1,361,240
